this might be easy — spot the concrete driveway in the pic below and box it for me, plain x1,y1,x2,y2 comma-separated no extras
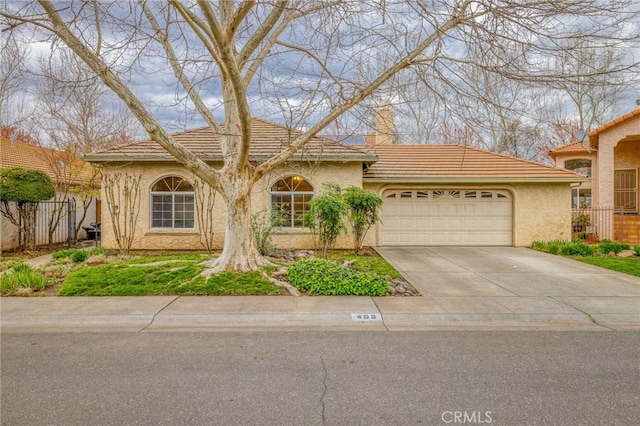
375,246,640,329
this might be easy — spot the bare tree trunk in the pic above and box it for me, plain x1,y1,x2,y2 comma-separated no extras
202,183,267,274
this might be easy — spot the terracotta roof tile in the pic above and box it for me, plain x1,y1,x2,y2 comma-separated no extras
589,107,640,137
86,118,376,162
1,138,96,186
548,140,595,158
364,145,586,182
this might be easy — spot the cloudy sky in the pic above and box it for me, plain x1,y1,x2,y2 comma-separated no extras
2,0,639,152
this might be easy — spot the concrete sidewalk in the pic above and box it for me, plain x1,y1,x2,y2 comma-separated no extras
1,293,638,332
2,246,638,332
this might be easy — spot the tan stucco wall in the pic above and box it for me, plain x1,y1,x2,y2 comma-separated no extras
363,182,572,247
510,183,572,245
98,161,363,251
596,114,640,208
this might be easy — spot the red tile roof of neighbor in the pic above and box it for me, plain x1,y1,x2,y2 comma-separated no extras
85,118,376,162
85,118,586,182
588,106,640,137
1,138,96,186
549,107,640,158
548,140,595,158
363,145,587,182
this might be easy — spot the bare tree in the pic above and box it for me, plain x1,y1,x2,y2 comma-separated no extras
0,36,30,127
2,1,638,272
102,172,142,256
193,178,216,254
29,48,139,241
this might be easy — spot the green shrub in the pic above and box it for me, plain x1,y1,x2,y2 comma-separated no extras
0,265,46,294
598,240,630,255
53,248,104,262
287,258,388,296
13,262,32,273
71,250,88,262
303,186,346,258
252,209,284,256
531,241,547,251
547,240,570,255
87,247,107,257
52,249,77,259
559,242,596,256
634,246,640,256
0,168,55,203
342,187,383,255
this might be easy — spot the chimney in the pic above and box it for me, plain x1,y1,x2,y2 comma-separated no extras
374,103,395,145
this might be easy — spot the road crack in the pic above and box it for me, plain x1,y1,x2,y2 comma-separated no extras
551,297,616,331
320,356,328,426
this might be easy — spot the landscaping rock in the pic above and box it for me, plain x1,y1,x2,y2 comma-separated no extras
617,250,635,258
387,277,419,296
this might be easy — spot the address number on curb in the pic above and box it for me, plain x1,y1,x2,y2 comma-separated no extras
351,313,381,322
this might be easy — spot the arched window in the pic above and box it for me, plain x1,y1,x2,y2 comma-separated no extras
565,159,592,177
151,176,195,229
270,176,314,228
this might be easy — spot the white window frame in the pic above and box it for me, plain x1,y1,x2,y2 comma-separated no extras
150,177,196,229
270,176,314,229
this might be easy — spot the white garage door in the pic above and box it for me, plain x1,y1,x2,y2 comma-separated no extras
381,189,512,246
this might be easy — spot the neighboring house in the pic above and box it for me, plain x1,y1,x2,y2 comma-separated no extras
1,138,99,251
85,114,585,251
550,107,640,244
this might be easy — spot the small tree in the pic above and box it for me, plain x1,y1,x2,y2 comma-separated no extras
343,187,383,255
193,178,216,254
252,208,285,256
102,172,142,256
303,186,346,258
0,167,55,251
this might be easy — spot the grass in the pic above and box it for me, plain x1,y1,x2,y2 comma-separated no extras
573,256,640,278
58,253,281,296
531,240,639,277
326,249,402,279
0,264,47,295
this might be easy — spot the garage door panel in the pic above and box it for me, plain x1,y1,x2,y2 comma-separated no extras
382,189,512,246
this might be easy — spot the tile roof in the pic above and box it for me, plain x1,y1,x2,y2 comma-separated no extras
363,144,587,182
548,141,595,158
85,118,376,163
1,138,96,186
588,107,640,137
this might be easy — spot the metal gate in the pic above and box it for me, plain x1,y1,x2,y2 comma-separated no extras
19,198,76,248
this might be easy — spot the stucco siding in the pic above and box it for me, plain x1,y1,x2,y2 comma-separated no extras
511,183,571,245
99,161,363,251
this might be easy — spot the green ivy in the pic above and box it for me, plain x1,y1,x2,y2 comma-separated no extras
287,258,388,296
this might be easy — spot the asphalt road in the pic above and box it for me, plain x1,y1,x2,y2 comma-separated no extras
1,331,638,426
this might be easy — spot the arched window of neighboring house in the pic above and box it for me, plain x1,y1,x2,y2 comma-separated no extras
564,159,592,177
150,176,195,228
565,159,592,209
270,176,314,228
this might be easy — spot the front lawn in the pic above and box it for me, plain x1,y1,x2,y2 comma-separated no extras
572,256,640,278
58,253,282,296
327,249,402,279
4,247,405,297
531,240,640,277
